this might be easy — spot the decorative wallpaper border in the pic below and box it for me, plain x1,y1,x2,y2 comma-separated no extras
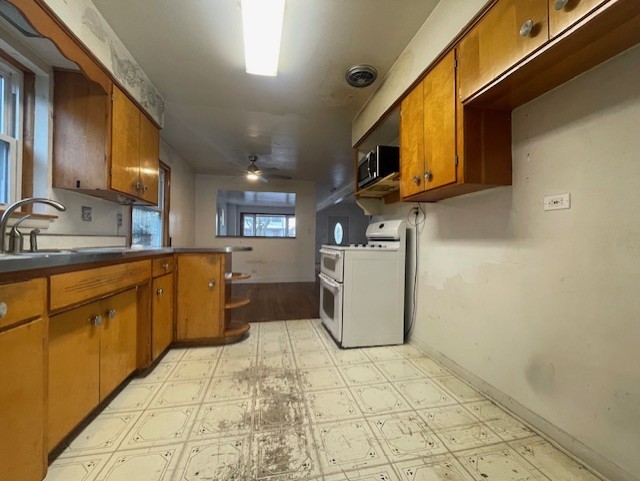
43,0,164,126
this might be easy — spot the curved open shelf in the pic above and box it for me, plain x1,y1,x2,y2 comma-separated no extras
225,272,251,281
224,320,251,342
225,297,251,310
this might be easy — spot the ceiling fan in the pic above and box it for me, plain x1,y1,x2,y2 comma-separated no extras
243,155,291,183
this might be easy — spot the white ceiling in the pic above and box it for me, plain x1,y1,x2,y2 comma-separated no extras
91,0,438,198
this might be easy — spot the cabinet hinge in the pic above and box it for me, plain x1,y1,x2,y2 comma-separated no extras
454,58,459,69
455,155,459,166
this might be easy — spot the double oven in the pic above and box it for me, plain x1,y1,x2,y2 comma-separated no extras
318,220,407,348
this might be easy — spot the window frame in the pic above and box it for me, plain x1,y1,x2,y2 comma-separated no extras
130,162,171,247
0,52,25,207
239,212,296,238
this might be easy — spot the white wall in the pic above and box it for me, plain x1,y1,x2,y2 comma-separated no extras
161,140,195,247
195,175,316,283
376,45,640,481
352,0,487,145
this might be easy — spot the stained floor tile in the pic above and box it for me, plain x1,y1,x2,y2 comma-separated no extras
46,320,602,481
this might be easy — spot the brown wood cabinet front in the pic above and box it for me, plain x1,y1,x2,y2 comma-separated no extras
99,289,138,400
176,254,224,341
458,0,549,101
48,301,101,451
111,85,141,198
0,318,45,481
400,50,458,200
52,72,159,204
152,273,174,360
548,0,607,37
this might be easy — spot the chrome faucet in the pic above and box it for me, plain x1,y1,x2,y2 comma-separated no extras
0,198,66,253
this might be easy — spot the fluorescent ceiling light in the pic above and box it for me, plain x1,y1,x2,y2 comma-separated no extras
241,0,285,76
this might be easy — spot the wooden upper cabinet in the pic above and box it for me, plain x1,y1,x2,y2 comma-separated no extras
399,80,425,198
423,50,457,191
400,50,458,200
176,254,224,341
111,85,141,198
53,71,160,205
458,0,549,101
139,111,160,204
548,0,607,37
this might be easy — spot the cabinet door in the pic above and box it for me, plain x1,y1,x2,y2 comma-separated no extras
177,254,223,341
548,0,606,37
111,85,140,198
152,274,174,360
0,319,45,481
100,288,137,400
459,0,549,101
423,50,457,191
139,112,160,205
399,79,425,199
49,302,100,450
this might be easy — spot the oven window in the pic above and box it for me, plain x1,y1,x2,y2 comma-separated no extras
322,286,335,318
322,256,337,272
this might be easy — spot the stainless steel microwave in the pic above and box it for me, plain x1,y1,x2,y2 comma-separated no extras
357,145,399,190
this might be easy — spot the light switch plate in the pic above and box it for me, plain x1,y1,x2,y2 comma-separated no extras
544,193,571,211
117,213,123,227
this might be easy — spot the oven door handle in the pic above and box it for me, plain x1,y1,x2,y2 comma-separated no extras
319,273,341,289
319,248,340,258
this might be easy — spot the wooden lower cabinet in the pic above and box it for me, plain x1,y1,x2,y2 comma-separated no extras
0,318,46,481
152,273,174,360
48,301,101,450
48,288,137,451
99,289,138,400
176,254,224,341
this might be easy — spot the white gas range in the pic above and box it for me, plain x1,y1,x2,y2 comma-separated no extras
318,220,407,348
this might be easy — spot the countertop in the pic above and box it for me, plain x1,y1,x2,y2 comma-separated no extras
0,246,253,275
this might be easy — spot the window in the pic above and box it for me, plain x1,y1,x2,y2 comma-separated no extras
241,213,295,238
0,58,22,205
131,164,170,247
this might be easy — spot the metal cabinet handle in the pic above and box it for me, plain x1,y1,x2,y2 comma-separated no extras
0,301,7,319
162,262,169,270
519,19,534,37
156,288,164,296
107,309,117,319
208,279,216,288
424,170,433,181
90,314,103,326
554,0,569,10
142,185,148,193
412,176,421,185
133,181,142,192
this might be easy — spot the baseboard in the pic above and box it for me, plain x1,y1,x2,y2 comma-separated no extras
409,338,639,481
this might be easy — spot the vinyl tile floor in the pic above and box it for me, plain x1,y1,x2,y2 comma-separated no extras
45,319,603,481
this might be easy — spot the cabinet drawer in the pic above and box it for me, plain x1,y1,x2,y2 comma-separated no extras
50,260,151,311
458,0,549,101
0,278,46,330
153,256,174,277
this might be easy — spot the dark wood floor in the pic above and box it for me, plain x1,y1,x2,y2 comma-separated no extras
230,282,320,322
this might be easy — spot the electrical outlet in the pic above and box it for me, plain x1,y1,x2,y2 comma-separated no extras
81,206,92,221
117,213,123,227
544,193,571,211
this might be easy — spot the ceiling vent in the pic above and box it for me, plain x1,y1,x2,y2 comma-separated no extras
345,65,377,88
